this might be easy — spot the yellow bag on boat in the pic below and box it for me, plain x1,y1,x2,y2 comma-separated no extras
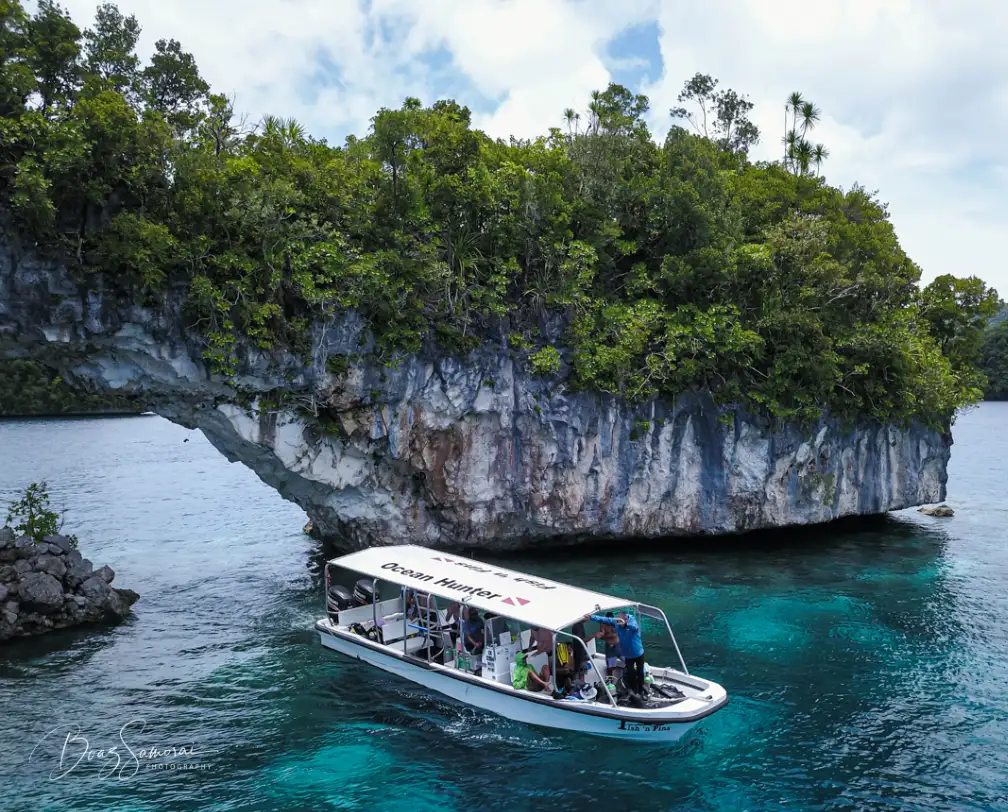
556,642,572,667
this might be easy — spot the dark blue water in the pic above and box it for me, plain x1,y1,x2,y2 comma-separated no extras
1,404,1006,810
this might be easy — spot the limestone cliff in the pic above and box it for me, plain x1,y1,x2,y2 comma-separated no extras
0,226,950,551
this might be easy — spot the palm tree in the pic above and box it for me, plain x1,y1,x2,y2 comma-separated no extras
574,111,581,136
783,128,799,170
799,101,821,139
284,117,305,147
588,100,602,135
812,143,829,177
261,114,281,138
260,115,305,149
563,107,576,136
794,140,813,175
443,228,483,328
785,91,804,166
589,89,604,133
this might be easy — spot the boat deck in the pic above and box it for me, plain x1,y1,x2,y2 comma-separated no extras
317,608,724,722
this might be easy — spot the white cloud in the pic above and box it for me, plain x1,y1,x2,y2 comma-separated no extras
642,0,1008,293
42,0,1008,295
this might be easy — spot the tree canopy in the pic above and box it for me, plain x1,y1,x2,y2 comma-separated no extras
980,306,1008,401
0,1,998,428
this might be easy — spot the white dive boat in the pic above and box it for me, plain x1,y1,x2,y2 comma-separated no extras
316,544,728,742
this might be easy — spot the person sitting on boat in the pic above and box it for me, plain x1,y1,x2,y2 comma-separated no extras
511,650,551,693
588,610,646,696
554,637,576,691
404,590,419,621
570,621,592,677
462,607,485,655
528,626,553,657
414,590,433,619
444,601,461,645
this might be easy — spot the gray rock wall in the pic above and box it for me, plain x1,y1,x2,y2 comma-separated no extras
0,223,950,551
0,528,139,641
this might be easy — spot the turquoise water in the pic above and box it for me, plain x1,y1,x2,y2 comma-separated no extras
1,404,1007,810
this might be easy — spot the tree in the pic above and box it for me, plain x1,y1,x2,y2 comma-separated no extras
792,139,812,174
140,37,208,132
799,100,820,138
0,0,33,118
980,321,1008,400
4,482,78,546
919,274,1000,373
713,87,759,153
783,92,826,176
197,91,240,156
672,73,718,138
783,92,803,165
812,143,829,177
26,0,80,116
671,73,759,154
83,2,140,96
0,0,995,430
371,97,421,213
563,106,576,136
593,82,650,138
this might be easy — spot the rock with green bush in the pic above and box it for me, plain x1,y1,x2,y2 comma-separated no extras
0,483,138,642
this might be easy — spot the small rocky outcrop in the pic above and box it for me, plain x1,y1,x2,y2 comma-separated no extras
0,527,139,641
918,504,955,517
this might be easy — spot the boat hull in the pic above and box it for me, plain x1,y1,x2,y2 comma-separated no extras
319,623,709,742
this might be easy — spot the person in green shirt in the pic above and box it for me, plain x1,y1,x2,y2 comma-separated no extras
512,650,551,692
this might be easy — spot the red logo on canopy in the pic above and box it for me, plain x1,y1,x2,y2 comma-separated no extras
503,596,531,606
432,556,457,563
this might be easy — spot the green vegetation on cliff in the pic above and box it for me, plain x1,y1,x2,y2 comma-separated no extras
0,1,999,427
980,306,1008,400
0,358,140,416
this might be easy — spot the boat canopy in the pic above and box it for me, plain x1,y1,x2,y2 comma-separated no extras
328,544,629,631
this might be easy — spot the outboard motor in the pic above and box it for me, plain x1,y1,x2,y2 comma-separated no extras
325,565,354,621
352,578,378,607
327,584,353,621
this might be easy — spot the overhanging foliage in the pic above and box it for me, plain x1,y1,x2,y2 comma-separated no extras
0,1,998,428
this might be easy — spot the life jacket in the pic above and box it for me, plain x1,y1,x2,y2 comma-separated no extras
556,642,573,667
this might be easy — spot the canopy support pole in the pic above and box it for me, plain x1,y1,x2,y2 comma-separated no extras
551,633,557,693
554,628,618,708
639,602,688,675
426,593,437,664
402,587,408,655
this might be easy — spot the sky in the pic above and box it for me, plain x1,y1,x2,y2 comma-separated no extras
43,0,1008,295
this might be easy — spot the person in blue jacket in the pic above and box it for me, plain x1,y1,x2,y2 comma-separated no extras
586,610,646,695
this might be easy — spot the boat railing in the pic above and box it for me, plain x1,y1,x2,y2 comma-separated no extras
637,602,688,675
398,591,452,662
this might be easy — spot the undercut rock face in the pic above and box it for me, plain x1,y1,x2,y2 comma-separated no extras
0,225,949,552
